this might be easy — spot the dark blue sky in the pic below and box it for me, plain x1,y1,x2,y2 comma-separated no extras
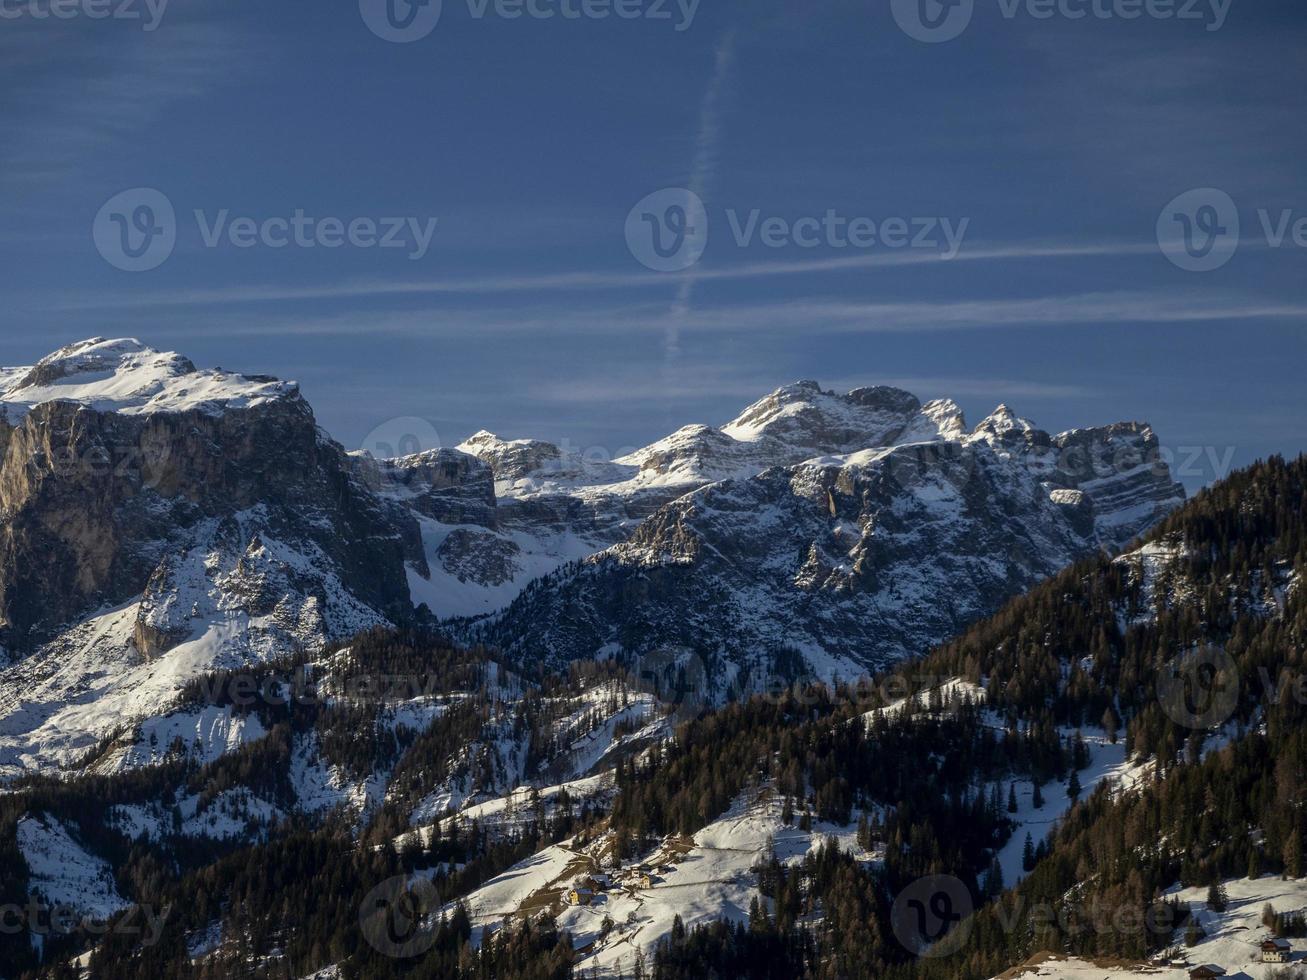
2,0,1304,490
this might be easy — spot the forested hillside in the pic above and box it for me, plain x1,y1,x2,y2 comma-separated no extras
646,454,1307,979
3,456,1302,979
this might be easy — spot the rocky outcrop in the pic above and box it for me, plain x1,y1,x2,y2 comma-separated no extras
458,431,562,481
0,339,416,653
436,529,521,586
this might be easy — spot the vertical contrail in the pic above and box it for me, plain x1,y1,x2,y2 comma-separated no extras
664,30,737,383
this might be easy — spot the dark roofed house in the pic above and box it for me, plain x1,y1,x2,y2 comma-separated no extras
1188,965,1225,980
1262,937,1292,963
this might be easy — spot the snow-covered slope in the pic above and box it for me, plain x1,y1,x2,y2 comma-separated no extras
439,785,876,978
16,813,130,920
997,875,1307,980
376,381,1185,684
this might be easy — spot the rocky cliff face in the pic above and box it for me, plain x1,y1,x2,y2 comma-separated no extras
0,339,418,774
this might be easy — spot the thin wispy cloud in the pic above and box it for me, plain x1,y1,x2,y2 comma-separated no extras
666,29,737,374
111,288,1307,342
1020,32,1307,192
58,240,1166,311
676,292,1307,335
873,377,1099,401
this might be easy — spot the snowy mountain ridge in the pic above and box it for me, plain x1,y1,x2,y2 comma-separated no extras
0,338,1183,778
461,388,1185,683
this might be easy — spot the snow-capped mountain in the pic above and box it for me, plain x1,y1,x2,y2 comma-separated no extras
0,339,1183,778
395,383,979,620
0,338,420,776
461,384,1184,683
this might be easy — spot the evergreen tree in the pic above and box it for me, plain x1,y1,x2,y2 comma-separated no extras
1207,880,1228,912
1102,704,1120,744
984,857,1005,899
1285,830,1303,878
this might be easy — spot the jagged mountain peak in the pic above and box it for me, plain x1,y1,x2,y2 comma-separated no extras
0,340,417,772
721,380,923,451
461,429,511,448
0,336,296,419
457,430,564,480
971,402,1037,437
845,384,923,413
918,397,968,438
